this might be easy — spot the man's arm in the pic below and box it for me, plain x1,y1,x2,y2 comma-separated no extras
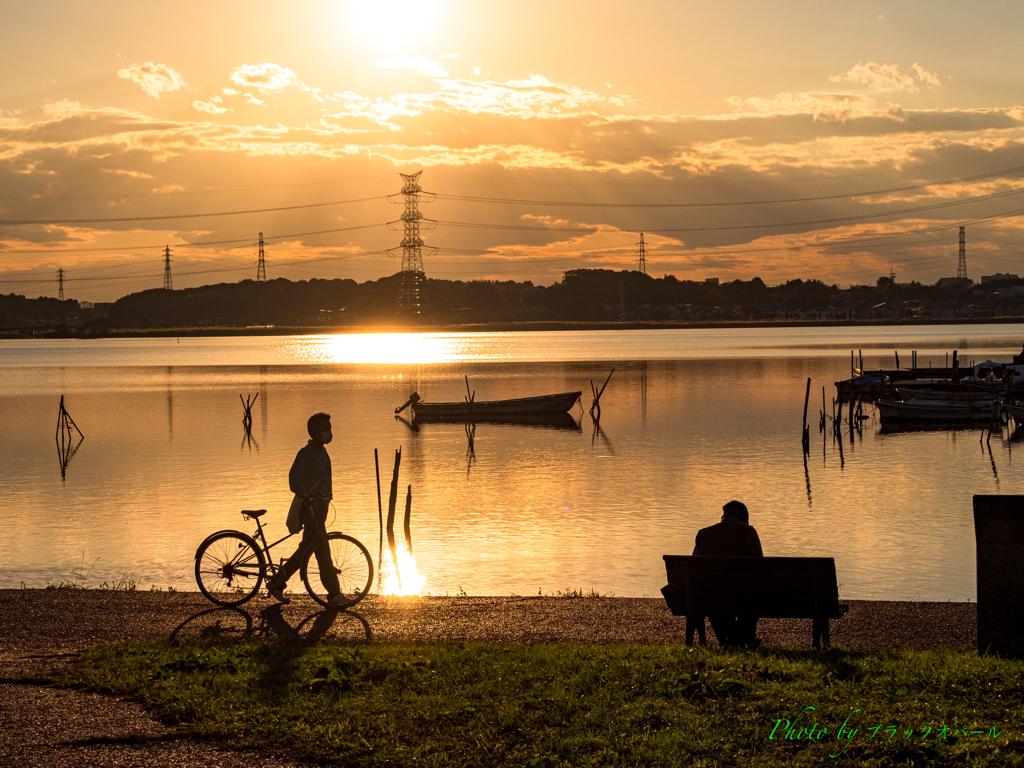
288,447,309,496
748,528,764,557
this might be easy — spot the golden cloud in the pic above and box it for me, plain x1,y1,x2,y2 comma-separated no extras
117,62,187,99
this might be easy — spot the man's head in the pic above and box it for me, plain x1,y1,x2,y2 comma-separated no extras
307,412,332,444
722,500,748,523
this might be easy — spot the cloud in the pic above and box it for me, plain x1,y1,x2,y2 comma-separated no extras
912,63,943,87
244,93,264,106
193,97,229,114
831,62,919,92
726,92,868,122
374,56,448,78
230,63,301,92
117,62,187,98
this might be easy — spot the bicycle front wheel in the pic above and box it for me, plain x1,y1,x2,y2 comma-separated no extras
301,533,373,609
195,530,266,607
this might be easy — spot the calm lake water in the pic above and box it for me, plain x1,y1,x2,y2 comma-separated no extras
3,324,1024,601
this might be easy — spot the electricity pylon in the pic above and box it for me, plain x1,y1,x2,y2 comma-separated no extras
56,268,65,300
387,171,437,314
162,246,173,290
957,226,967,280
637,233,647,274
256,232,267,281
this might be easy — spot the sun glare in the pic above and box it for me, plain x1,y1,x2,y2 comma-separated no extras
345,0,438,51
295,333,469,364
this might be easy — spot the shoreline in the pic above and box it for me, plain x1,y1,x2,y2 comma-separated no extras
5,315,1024,339
0,590,977,679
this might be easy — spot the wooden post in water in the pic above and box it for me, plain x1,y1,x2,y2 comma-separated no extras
895,351,899,370
802,377,810,453
386,447,402,586
374,449,383,575
590,368,614,420
404,485,413,555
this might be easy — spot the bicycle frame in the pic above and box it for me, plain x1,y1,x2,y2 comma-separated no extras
244,511,298,568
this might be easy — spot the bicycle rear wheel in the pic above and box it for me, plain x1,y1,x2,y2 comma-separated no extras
301,533,373,609
195,530,266,607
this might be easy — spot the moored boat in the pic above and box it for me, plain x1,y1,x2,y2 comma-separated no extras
876,398,1000,423
395,390,582,419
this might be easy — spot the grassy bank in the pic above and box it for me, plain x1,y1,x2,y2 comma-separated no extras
54,640,1024,767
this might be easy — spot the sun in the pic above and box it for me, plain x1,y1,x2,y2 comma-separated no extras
344,0,438,53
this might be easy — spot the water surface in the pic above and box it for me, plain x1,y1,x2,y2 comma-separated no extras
3,324,1023,600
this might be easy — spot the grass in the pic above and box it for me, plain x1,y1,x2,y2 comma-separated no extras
52,640,1024,767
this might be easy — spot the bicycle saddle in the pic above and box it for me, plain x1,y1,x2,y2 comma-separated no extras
241,509,267,518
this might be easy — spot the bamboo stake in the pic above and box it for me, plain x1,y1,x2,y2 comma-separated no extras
404,485,413,555
374,449,383,577
386,447,402,587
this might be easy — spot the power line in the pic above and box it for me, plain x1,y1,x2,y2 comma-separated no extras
0,172,397,201
433,165,1024,210
0,195,389,226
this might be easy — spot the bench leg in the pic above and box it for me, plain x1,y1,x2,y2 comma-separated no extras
685,616,707,646
812,618,832,650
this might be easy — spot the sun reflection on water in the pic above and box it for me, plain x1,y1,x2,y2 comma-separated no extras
296,334,472,365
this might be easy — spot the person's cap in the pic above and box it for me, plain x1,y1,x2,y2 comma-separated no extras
722,500,748,520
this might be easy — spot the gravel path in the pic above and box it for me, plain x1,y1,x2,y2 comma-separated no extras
0,590,977,766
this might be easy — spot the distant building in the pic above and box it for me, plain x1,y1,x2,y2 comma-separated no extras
703,277,719,286
981,273,1020,284
937,277,971,289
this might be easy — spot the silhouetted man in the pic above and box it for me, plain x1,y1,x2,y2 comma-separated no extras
692,500,763,647
266,411,343,605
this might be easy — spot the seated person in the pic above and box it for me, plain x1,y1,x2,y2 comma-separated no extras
692,500,763,647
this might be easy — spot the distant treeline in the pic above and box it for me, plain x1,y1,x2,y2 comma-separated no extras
4,268,1010,328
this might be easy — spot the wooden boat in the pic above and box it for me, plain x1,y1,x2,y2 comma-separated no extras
408,411,581,431
876,398,999,423
395,391,582,419
893,385,998,403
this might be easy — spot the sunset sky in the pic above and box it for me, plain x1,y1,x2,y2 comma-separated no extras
2,0,1023,302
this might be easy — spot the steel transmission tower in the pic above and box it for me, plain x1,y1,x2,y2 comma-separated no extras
56,268,65,300
162,245,173,290
637,232,647,274
387,171,436,314
957,226,967,280
256,233,267,281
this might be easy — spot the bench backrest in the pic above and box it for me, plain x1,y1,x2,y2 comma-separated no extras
663,555,843,619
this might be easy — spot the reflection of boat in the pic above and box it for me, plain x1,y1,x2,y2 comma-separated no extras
395,391,582,419
876,398,999,423
411,411,582,431
1000,402,1024,425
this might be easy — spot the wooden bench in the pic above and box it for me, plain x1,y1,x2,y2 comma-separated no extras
661,555,849,649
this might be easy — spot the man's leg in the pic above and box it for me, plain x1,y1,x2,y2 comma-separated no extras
268,505,316,592
310,501,341,595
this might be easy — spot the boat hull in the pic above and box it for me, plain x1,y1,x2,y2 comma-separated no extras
411,391,582,419
876,399,998,423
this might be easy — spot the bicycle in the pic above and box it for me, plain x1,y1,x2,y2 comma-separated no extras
194,498,374,609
